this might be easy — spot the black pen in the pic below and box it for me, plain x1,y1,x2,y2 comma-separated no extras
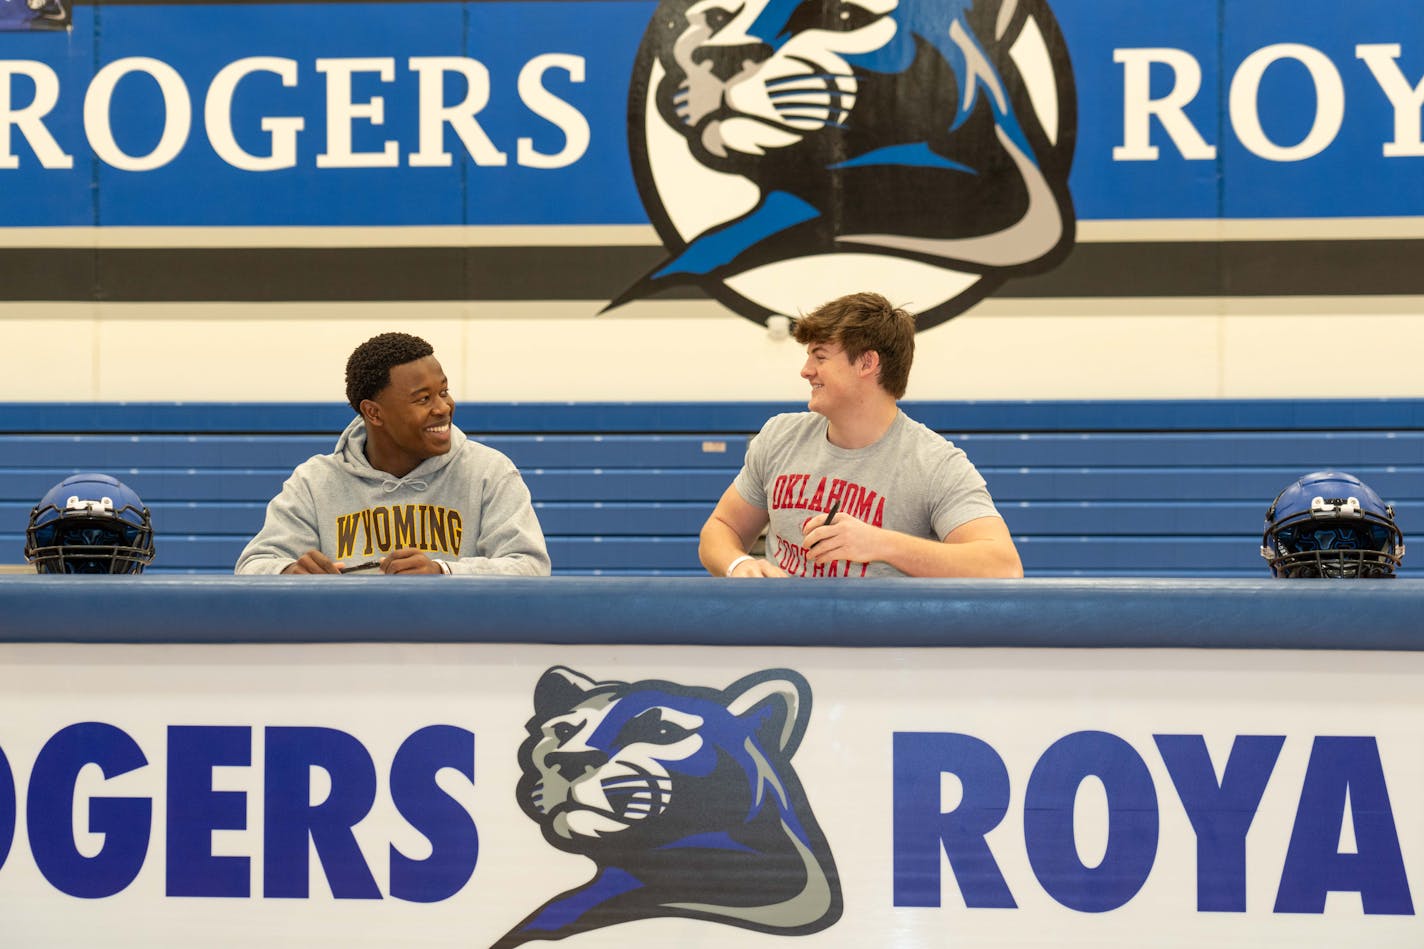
339,560,382,574
809,500,841,552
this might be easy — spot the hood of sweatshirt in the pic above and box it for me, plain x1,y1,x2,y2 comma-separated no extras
331,415,470,493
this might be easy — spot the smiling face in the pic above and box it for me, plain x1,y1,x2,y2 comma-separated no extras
800,341,868,417
362,355,454,477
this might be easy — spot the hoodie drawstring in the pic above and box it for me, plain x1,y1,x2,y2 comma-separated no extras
381,477,429,493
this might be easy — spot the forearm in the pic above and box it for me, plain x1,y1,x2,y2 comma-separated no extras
877,531,1024,578
234,553,297,576
698,517,753,577
235,479,318,575
447,550,550,576
453,474,552,576
235,515,308,574
233,519,307,576
451,523,551,576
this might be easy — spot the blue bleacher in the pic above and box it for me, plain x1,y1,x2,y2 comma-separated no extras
2,400,1422,577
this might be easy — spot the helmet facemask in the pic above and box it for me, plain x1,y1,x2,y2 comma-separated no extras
25,495,155,575
1263,491,1404,579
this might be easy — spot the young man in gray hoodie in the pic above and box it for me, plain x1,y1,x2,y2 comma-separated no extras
235,333,551,576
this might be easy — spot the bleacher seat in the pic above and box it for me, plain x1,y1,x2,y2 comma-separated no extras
2,400,1421,577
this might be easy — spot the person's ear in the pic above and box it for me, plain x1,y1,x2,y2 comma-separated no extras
858,350,881,379
360,398,382,427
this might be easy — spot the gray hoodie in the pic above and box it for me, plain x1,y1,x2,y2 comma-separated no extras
234,417,550,576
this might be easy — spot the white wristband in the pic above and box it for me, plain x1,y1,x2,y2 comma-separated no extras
436,559,452,575
725,554,755,577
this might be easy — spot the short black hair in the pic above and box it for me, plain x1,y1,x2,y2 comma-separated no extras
345,332,435,412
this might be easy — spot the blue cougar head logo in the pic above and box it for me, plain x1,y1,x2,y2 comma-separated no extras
614,0,1076,330
494,666,841,946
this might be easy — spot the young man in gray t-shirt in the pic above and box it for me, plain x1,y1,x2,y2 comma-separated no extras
699,292,1022,579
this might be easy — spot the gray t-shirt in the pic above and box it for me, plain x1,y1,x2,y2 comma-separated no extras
733,410,1002,578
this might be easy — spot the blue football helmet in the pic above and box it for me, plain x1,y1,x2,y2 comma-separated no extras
1262,471,1403,578
24,473,155,574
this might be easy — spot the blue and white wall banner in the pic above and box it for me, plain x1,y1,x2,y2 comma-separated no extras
1,0,1422,319
0,643,1420,947
0,0,69,33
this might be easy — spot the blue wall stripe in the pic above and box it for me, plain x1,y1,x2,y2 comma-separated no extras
5,400,1424,434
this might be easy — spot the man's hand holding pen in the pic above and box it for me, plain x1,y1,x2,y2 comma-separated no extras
803,499,880,566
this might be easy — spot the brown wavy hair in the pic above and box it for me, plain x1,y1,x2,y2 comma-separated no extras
792,292,915,398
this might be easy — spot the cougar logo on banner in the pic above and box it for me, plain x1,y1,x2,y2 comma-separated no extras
0,0,69,31
495,666,841,946
613,0,1077,330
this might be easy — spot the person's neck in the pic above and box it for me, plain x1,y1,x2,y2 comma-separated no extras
824,397,898,449
363,435,419,479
